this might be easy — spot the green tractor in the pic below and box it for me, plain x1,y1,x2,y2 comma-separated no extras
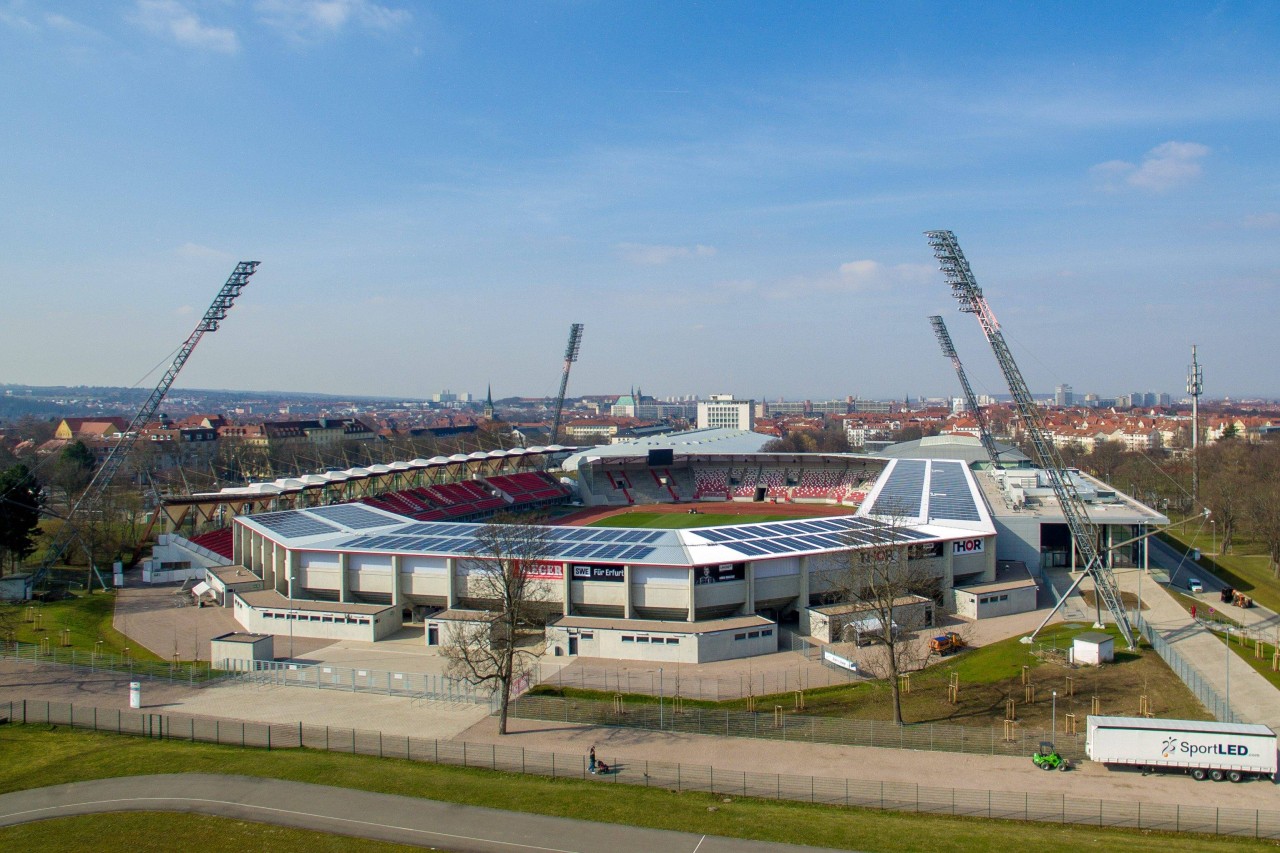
1032,741,1070,771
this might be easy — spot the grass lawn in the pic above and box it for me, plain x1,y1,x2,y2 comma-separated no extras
0,813,418,853
587,512,794,529
0,725,1271,853
1159,527,1280,614
530,623,1212,729
1211,630,1280,692
9,591,164,662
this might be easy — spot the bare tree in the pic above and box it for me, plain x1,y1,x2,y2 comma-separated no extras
828,520,940,725
1246,442,1280,579
441,515,555,734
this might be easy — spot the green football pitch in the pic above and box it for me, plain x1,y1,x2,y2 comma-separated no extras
586,512,795,529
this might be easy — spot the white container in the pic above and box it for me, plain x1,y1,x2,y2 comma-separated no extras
129,681,141,709
1086,715,1277,781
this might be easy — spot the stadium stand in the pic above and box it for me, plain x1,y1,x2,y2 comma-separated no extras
189,527,234,560
484,472,570,509
693,467,730,499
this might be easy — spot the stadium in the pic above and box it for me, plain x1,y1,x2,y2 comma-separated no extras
153,432,1012,664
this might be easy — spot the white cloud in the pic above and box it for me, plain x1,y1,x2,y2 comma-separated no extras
616,243,716,266
133,0,238,53
255,0,410,41
1243,212,1280,230
832,260,933,292
174,242,232,261
1090,141,1210,192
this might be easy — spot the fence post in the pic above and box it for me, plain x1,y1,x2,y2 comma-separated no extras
298,721,302,747
267,725,271,751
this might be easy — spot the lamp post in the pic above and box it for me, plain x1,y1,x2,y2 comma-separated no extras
1211,520,1217,557
1052,690,1058,738
1225,627,1231,720
658,666,664,730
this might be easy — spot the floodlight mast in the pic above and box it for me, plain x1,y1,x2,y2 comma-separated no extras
549,323,584,444
36,261,260,587
929,315,1002,470
924,231,1135,649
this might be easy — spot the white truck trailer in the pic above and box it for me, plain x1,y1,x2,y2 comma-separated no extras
1086,715,1277,782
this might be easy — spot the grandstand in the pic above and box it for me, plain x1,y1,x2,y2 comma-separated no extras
576,451,885,510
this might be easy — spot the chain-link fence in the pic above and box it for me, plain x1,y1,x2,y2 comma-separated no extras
0,641,221,687
4,698,1276,840
512,694,1087,760
534,660,857,702
1134,615,1237,723
221,659,495,707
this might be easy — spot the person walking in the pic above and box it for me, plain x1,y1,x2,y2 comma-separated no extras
589,745,597,774
1190,604,1197,621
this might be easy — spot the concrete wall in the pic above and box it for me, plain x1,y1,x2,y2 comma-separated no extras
992,515,1044,576
953,584,1038,619
231,595,400,642
546,622,777,664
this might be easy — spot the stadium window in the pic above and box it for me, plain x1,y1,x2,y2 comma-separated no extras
762,629,773,637
581,632,594,640
734,633,747,641
999,594,1008,602
635,636,649,643
747,631,760,638
622,635,635,643
665,637,679,644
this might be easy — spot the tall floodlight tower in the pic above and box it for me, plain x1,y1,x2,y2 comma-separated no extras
924,231,1135,648
550,323,584,444
929,315,1002,469
1188,344,1203,504
37,261,260,588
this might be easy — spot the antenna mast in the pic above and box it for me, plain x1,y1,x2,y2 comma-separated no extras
1188,344,1203,505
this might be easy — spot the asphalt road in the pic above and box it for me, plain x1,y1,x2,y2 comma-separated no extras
0,774,845,853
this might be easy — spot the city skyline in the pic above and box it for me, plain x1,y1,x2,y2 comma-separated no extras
2,3,1278,400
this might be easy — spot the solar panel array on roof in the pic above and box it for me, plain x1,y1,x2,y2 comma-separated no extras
926,461,982,522
868,459,926,518
308,504,402,529
696,514,929,558
251,510,340,538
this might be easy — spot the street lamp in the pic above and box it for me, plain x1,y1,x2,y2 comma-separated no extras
1225,627,1231,719
1052,690,1058,737
658,666,665,730
1211,520,1217,558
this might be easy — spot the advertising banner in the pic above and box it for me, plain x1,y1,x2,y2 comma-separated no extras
571,564,626,582
952,538,985,556
695,563,745,585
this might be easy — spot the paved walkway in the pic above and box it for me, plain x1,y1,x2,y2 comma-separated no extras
1116,540,1280,733
0,774,832,853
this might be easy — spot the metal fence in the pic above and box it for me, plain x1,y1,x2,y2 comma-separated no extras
511,694,1088,761
4,698,1277,840
222,658,495,707
1134,615,1238,723
0,641,221,687
534,660,857,702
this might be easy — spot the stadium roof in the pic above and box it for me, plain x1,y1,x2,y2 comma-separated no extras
235,457,995,567
562,428,774,468
876,434,1029,466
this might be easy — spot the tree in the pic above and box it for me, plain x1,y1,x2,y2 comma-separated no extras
1200,442,1250,555
825,519,941,725
441,515,555,734
0,463,44,573
52,440,95,508
1245,443,1280,579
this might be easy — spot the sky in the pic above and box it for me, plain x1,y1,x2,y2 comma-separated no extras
1,2,1278,404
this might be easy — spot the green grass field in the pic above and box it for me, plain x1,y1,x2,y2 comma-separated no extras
9,591,164,661
1160,527,1280,614
531,622,1211,727
587,512,794,529
0,725,1270,853
0,813,418,853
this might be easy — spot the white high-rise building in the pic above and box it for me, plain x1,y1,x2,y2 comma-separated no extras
696,395,755,430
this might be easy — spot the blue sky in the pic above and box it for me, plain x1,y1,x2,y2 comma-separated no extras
2,2,1277,402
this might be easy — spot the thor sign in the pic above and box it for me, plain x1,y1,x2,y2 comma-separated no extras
952,538,985,555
